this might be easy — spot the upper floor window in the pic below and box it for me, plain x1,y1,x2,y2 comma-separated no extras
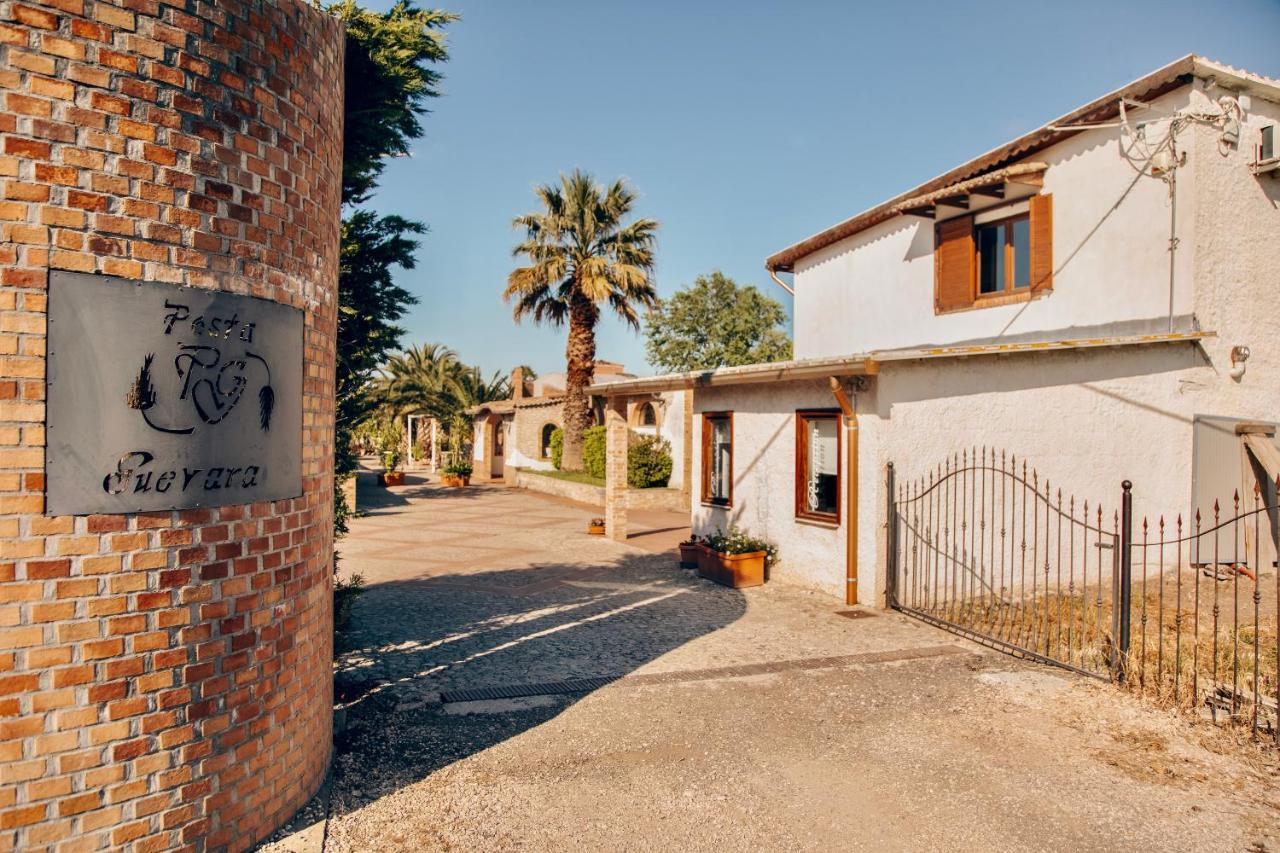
701,412,732,507
977,212,1030,295
935,194,1052,314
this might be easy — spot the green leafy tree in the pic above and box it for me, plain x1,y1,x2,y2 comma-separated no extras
326,1,456,534
331,1,457,205
505,170,659,471
644,271,793,373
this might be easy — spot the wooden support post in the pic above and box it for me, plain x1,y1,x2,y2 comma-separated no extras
605,408,628,542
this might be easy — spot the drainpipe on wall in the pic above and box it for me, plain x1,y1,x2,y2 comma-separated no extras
769,267,795,296
828,377,858,606
1166,164,1178,333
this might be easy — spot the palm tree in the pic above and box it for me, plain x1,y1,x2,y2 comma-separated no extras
370,343,511,461
373,343,461,419
505,170,659,470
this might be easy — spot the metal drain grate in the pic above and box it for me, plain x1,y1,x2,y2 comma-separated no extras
835,609,877,620
440,675,621,704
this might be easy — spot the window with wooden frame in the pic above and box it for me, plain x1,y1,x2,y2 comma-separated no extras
701,412,733,507
795,410,841,523
935,194,1052,314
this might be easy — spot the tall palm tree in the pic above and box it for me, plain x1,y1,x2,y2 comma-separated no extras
505,170,659,470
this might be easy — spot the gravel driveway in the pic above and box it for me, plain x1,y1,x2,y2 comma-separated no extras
262,473,1280,852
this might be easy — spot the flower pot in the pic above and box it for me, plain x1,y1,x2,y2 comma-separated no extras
587,519,606,536
678,542,701,569
695,543,715,578
441,474,470,488
698,549,766,589
379,471,405,487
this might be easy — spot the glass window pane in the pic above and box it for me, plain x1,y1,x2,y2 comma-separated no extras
978,224,1001,294
804,416,839,516
1011,217,1031,288
709,417,731,501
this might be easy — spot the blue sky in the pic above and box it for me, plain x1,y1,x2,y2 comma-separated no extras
359,0,1280,380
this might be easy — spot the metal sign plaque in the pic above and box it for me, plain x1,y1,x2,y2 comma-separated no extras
46,272,303,515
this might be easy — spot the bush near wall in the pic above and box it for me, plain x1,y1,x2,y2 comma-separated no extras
582,425,607,479
550,427,565,469
628,436,673,488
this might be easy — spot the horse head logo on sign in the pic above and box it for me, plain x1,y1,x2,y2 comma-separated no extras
125,299,275,435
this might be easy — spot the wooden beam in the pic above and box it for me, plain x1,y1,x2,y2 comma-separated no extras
970,184,1005,199
936,195,969,209
1007,173,1044,189
901,205,936,219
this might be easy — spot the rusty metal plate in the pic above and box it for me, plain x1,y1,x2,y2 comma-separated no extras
46,271,303,515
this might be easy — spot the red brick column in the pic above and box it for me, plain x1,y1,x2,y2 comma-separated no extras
0,2,343,850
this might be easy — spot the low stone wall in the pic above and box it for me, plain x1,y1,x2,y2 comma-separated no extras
628,486,688,513
514,470,686,513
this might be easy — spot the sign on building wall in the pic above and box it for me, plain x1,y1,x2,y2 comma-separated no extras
46,272,303,515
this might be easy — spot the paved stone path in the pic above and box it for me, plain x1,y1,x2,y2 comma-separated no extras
278,473,1279,852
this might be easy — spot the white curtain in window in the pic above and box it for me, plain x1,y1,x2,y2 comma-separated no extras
712,419,730,499
806,418,837,512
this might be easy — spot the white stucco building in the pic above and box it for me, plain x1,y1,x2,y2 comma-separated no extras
593,55,1280,606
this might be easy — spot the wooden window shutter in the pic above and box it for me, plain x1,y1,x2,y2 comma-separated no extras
1029,193,1053,291
934,215,974,313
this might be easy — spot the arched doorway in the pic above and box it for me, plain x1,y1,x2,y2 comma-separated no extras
490,416,506,478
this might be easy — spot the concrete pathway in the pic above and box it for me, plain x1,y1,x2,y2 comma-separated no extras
270,474,1279,852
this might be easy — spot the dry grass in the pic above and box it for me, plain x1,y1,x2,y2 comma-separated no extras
926,573,1279,740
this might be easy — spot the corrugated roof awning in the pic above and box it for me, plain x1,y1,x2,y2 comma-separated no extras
590,331,1213,395
894,163,1046,219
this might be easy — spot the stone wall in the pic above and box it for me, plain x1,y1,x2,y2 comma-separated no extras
509,402,560,471
514,469,686,513
0,1,343,849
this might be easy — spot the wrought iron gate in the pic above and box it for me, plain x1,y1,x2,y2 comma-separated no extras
886,450,1279,741
887,450,1121,679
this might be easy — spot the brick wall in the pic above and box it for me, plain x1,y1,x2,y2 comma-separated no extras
0,1,343,850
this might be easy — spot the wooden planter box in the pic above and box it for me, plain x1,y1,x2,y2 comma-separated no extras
587,520,606,536
379,471,405,486
697,545,766,589
441,474,470,487
678,542,700,569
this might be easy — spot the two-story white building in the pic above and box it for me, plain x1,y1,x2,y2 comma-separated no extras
593,55,1280,606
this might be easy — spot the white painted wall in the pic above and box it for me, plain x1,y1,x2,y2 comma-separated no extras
793,87,1205,355
692,381,849,598
660,390,686,491
471,421,485,465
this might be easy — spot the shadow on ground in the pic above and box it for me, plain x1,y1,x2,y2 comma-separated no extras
328,546,746,823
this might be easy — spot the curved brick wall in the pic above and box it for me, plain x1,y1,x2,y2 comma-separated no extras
0,1,342,849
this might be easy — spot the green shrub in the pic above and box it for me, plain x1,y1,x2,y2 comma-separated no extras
550,427,564,469
443,461,472,477
582,425,607,479
628,435,672,488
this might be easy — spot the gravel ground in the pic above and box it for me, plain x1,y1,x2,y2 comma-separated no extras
259,474,1280,852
